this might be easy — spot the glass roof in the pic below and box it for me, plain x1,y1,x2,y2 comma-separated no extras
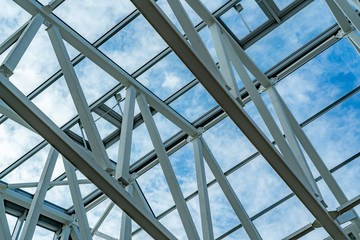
1,0,360,239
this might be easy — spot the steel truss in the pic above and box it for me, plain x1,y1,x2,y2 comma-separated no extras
0,0,360,239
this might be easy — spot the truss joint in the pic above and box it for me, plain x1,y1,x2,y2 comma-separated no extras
186,127,205,142
336,27,356,39
259,77,278,93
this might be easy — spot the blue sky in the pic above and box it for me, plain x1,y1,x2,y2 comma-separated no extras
1,0,360,239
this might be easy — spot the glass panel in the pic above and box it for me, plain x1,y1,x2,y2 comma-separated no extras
246,0,336,71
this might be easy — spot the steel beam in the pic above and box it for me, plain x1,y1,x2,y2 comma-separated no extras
201,137,262,239
192,138,214,240
63,158,92,240
13,0,198,138
0,14,43,77
48,25,114,171
115,86,136,184
19,148,59,240
119,184,134,240
129,1,349,238
0,194,11,240
0,74,176,240
137,93,200,239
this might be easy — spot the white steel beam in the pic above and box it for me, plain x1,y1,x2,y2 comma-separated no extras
276,89,360,232
63,157,92,240
133,182,154,214
19,147,59,240
0,99,34,132
0,194,11,240
200,137,262,240
0,74,176,240
267,87,322,200
209,23,242,101
0,14,43,77
13,0,198,138
222,32,316,195
129,1,349,238
137,93,200,240
48,26,114,172
276,91,349,205
7,179,91,189
166,0,225,84
192,138,214,240
119,184,134,240
69,226,81,240
0,21,28,55
182,0,271,88
115,86,136,184
59,225,71,240
333,0,360,31
324,0,360,54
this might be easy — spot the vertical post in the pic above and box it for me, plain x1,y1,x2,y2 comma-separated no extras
192,138,214,240
200,137,263,240
137,93,200,240
0,194,11,240
19,147,59,240
47,25,113,172
63,158,92,240
119,183,134,240
116,86,136,185
0,14,43,77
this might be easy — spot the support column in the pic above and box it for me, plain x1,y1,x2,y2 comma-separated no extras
59,225,71,240
119,183,134,240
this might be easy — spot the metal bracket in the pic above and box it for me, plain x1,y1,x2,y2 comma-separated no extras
0,66,13,78
186,127,205,142
336,27,356,39
259,77,277,93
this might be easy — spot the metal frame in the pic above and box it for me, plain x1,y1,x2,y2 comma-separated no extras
0,0,360,239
